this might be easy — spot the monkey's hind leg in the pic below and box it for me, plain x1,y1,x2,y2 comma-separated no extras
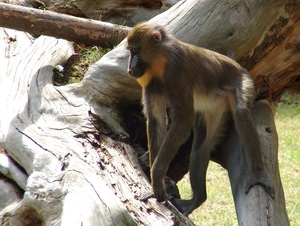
168,129,213,216
169,197,195,216
171,110,226,216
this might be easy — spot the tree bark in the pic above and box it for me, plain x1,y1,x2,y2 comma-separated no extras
0,28,192,226
225,100,289,225
0,2,130,48
1,0,299,225
7,0,178,26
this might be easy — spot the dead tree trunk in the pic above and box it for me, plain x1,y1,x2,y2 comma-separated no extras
1,0,299,225
224,100,289,225
8,0,174,26
0,2,130,48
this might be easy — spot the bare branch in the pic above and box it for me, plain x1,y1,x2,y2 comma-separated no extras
0,2,130,48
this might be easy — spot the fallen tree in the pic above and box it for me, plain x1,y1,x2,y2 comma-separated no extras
0,2,130,48
1,0,299,225
7,0,176,26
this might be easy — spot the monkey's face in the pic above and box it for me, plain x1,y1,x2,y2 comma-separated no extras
127,48,147,78
126,22,165,79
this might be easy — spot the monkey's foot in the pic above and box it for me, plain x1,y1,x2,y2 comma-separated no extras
245,169,275,199
168,197,196,216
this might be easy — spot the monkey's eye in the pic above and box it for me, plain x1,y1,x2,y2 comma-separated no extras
130,48,140,54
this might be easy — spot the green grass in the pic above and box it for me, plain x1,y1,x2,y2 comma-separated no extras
177,92,300,226
276,93,300,226
53,44,110,86
178,163,237,225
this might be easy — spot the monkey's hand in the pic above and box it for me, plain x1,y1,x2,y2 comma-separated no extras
245,169,275,199
150,163,168,202
151,166,168,202
152,178,168,202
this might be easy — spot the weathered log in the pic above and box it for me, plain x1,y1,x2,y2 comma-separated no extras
8,0,178,26
224,100,289,225
0,2,130,48
0,153,27,189
0,152,24,211
1,0,298,224
0,27,194,225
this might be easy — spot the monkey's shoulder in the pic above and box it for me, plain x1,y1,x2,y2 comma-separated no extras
178,41,242,69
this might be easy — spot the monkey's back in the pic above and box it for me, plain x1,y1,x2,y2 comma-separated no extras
173,41,253,97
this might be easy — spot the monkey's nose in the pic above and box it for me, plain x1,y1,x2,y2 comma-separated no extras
127,69,132,76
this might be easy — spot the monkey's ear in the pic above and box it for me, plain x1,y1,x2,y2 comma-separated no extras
152,30,162,42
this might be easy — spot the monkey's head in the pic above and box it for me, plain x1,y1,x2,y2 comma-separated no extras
126,22,168,81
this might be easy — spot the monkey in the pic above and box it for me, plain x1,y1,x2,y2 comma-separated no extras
126,21,275,216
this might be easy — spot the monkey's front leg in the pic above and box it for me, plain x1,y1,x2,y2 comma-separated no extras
150,133,178,202
151,161,168,202
151,108,194,202
143,91,168,201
